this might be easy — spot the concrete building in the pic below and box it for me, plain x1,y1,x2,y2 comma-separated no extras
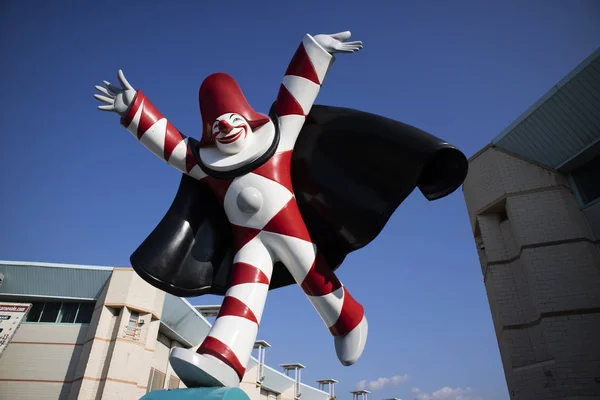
462,48,600,399
0,261,336,400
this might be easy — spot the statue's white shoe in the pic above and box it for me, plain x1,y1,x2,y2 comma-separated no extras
169,348,241,388
334,315,368,366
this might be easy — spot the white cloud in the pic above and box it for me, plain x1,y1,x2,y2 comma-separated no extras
356,374,409,391
411,386,483,400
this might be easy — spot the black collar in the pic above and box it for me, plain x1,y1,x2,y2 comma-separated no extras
191,104,280,180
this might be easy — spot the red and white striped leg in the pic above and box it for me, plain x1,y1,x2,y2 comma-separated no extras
301,250,368,366
263,227,368,366
170,237,273,388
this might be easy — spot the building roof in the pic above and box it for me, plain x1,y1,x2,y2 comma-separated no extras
491,47,600,171
0,260,112,300
0,260,329,400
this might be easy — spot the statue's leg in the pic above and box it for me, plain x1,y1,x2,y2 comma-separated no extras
290,247,368,366
261,203,368,366
170,237,273,388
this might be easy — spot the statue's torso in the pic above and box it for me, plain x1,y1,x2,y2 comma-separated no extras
203,149,309,258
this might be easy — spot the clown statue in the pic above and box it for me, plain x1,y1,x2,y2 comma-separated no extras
95,31,468,390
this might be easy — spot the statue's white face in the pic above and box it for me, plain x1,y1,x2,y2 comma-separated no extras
212,113,253,155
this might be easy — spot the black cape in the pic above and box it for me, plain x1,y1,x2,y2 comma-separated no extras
130,105,468,297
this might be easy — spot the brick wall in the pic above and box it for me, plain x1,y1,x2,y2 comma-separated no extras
463,147,600,399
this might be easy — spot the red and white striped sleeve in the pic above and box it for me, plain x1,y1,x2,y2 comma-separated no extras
275,34,334,152
120,90,206,181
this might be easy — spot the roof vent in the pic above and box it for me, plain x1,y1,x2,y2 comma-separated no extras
351,390,370,400
253,340,271,384
316,378,338,399
281,363,306,399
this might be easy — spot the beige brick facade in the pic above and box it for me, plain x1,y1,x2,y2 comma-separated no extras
463,146,600,399
0,268,331,400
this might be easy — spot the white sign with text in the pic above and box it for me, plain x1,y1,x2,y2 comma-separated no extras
0,303,32,358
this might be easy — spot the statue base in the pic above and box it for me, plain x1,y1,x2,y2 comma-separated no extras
140,387,250,400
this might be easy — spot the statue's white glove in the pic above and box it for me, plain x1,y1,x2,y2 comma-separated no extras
94,69,136,117
313,31,363,54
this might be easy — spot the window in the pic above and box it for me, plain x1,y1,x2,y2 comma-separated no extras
39,302,61,322
128,311,139,328
26,302,45,322
124,310,140,339
571,154,600,207
60,303,79,323
75,303,94,323
147,368,166,392
168,375,180,389
25,301,94,324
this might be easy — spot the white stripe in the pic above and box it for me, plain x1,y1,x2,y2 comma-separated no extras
303,34,334,84
126,99,144,137
188,164,207,181
139,118,168,161
307,286,345,328
259,231,316,283
282,75,320,116
226,283,269,322
234,238,273,277
277,115,306,152
208,316,258,368
168,138,188,171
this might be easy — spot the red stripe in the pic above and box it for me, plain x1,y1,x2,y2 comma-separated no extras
230,262,270,286
329,287,364,336
275,84,305,117
231,225,261,250
164,121,185,161
300,251,342,296
217,296,258,324
120,90,145,127
137,96,163,140
285,43,320,85
252,151,294,192
196,336,246,380
262,199,312,242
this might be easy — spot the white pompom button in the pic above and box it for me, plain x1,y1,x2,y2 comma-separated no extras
237,187,263,214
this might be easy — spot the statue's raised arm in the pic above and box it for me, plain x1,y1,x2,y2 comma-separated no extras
275,31,363,152
94,70,206,181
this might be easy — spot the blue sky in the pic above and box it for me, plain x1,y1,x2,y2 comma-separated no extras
1,1,599,399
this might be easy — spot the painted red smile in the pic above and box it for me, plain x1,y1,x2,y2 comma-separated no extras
215,124,247,145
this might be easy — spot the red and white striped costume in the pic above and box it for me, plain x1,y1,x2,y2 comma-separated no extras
121,34,366,386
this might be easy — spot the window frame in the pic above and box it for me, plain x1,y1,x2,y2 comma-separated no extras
24,301,94,325
168,374,181,389
147,368,166,393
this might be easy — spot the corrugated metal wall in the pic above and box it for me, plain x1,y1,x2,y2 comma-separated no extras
0,262,112,300
493,49,600,169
